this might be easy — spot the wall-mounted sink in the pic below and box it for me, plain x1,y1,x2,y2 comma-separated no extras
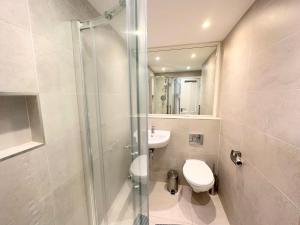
148,130,171,149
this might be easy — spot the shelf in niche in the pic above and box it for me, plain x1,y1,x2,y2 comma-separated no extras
0,92,45,161
0,141,44,160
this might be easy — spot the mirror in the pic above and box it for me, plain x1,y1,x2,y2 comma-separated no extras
148,44,219,116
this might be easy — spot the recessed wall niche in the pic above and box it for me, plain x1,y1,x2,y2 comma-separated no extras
0,93,45,160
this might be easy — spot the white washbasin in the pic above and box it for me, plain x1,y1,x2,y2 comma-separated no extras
148,130,171,149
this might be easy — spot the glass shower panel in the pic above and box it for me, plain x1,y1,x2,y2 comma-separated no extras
72,1,148,225
127,0,148,222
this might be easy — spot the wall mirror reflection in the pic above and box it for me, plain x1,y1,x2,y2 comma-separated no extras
148,44,220,116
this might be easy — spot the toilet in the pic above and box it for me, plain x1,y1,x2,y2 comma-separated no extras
183,159,215,192
130,154,147,184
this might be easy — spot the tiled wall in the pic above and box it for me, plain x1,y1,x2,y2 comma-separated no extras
219,0,300,224
148,117,220,185
0,0,99,224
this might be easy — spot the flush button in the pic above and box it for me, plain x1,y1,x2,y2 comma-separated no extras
189,134,204,145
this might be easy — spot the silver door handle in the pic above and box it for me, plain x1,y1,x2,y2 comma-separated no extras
123,145,132,150
133,184,140,190
130,152,139,156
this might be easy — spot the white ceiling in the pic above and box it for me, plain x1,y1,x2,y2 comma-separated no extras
148,0,255,47
148,46,217,73
87,0,255,48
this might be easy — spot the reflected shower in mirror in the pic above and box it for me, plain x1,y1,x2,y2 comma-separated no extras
148,45,218,115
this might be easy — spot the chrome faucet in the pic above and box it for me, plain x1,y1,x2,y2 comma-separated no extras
151,125,155,134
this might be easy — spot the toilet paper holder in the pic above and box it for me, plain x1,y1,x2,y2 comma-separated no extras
230,150,243,166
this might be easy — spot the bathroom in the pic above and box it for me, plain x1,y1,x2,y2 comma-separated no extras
0,0,299,225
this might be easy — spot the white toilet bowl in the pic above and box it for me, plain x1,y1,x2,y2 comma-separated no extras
130,154,147,184
183,159,215,192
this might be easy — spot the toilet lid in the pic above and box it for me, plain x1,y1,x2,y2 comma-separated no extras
130,154,147,178
183,159,214,186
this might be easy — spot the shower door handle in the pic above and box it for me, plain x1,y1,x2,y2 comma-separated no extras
133,184,140,190
128,176,140,190
123,145,132,150
130,152,138,156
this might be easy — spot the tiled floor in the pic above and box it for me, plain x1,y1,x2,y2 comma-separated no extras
149,181,230,225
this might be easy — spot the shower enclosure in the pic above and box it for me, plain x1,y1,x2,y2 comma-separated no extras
72,1,148,225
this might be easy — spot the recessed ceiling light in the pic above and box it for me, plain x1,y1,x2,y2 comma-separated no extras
191,53,196,59
202,20,211,29
186,66,191,70
155,56,160,61
162,67,166,72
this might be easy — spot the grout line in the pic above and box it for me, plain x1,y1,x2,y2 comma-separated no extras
25,1,58,224
244,157,299,210
243,123,300,151
220,118,300,151
25,0,40,94
0,17,31,33
221,140,299,210
256,29,300,56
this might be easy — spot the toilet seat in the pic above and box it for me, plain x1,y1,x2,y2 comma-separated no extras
183,159,214,192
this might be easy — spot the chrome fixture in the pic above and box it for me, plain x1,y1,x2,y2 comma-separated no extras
79,0,126,30
189,133,204,145
230,150,243,166
149,148,154,159
104,0,126,20
151,125,155,134
123,145,132,150
167,170,179,195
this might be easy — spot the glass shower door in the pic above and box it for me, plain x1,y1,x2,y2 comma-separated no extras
72,1,148,225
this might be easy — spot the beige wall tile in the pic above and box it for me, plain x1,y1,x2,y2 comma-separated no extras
45,131,84,189
248,31,300,91
0,149,54,225
34,36,77,94
39,93,80,144
244,89,300,147
219,0,300,223
219,138,299,225
0,0,99,224
0,0,30,30
0,21,38,92
241,126,300,207
53,173,88,225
